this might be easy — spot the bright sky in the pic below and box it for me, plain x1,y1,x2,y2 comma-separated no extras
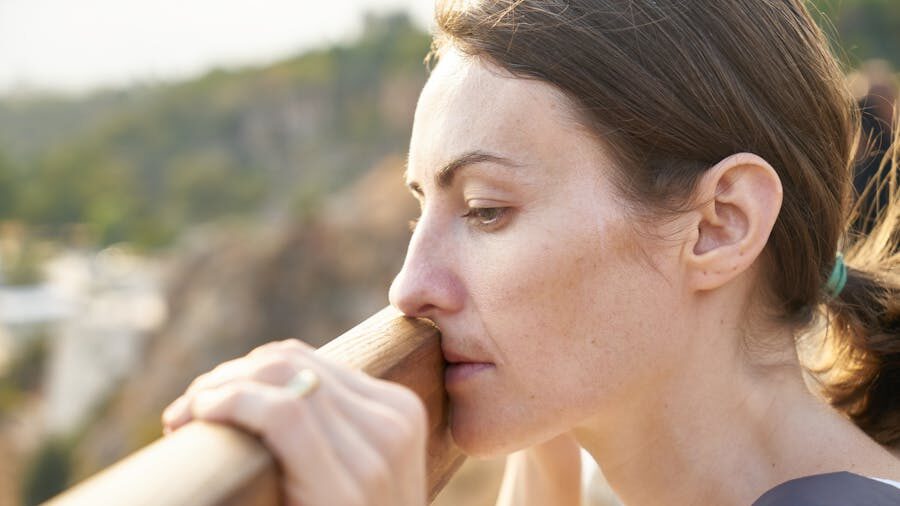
0,0,435,96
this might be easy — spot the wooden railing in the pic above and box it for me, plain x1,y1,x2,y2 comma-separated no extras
44,306,466,505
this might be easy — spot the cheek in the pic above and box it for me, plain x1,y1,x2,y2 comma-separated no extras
451,212,680,454
452,204,677,455
469,211,639,366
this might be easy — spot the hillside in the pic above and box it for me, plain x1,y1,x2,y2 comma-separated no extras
0,13,430,248
0,2,898,251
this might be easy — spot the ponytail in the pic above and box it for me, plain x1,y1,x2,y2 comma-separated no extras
814,120,900,446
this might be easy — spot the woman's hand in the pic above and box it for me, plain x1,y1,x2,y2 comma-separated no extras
161,339,428,506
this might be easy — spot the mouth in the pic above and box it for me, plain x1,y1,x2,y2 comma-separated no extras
444,362,494,387
442,347,494,387
441,346,492,365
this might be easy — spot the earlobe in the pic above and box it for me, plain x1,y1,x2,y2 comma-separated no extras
685,153,783,292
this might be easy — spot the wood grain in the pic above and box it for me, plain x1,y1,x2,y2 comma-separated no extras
44,306,465,505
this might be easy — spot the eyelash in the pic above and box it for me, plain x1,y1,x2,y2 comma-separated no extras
461,207,508,229
407,207,510,233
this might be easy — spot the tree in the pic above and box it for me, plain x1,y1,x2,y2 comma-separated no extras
0,150,17,219
811,0,900,67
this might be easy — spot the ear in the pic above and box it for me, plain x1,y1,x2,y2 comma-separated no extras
684,153,783,292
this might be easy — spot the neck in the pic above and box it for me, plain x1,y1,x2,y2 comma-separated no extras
573,308,895,505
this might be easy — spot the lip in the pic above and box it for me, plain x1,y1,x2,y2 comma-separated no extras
441,343,494,387
441,343,493,364
445,362,494,387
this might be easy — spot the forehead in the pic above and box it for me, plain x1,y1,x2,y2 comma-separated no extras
407,49,588,181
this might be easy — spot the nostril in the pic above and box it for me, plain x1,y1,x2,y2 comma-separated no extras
390,293,430,318
389,275,437,318
388,273,417,316
408,303,438,319
388,250,462,318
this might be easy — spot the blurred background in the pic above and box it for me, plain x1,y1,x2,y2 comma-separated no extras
0,1,896,505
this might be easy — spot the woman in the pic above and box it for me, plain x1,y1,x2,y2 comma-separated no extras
161,1,900,504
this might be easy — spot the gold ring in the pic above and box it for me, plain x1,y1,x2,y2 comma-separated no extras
284,369,320,398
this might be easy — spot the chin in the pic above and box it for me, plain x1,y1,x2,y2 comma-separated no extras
450,421,505,459
448,402,527,458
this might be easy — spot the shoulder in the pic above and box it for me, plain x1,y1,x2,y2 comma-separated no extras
753,472,900,506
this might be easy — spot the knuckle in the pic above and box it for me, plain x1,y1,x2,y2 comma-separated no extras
215,383,245,406
186,372,213,393
340,484,366,506
260,394,302,432
361,451,388,479
193,386,240,417
251,338,309,357
248,340,283,357
186,360,240,393
281,338,309,349
357,454,390,496
392,386,428,427
251,354,296,381
377,418,417,462
185,373,208,392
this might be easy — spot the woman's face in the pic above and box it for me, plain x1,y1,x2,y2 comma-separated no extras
389,49,688,457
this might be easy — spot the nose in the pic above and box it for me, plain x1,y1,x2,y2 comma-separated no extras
388,222,463,319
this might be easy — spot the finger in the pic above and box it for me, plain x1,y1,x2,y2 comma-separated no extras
245,338,398,393
325,391,427,506
322,367,428,434
256,374,408,506
189,379,315,432
162,360,249,432
189,380,362,505
323,399,413,503
294,364,425,499
186,353,297,396
247,338,316,360
259,351,418,449
264,345,425,421
162,354,301,432
164,339,424,437
281,399,391,505
161,395,192,433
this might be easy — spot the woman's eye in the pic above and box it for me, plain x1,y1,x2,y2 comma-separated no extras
461,207,509,229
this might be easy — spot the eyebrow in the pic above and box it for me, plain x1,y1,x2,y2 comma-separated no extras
404,150,520,194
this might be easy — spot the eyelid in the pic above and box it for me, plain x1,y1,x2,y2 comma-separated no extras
408,206,511,234
461,205,510,230
407,181,424,198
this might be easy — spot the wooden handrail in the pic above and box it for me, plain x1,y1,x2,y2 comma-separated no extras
44,306,466,505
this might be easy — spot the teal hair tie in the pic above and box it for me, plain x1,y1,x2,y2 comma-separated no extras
825,253,847,298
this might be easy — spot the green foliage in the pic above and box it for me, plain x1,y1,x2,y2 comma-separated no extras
0,329,50,411
810,0,900,67
21,437,73,506
0,89,149,165
2,332,48,394
2,6,890,251
5,334,66,504
0,12,431,250
0,152,17,218
1,247,45,285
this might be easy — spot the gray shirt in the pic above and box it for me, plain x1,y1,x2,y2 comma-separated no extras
753,472,900,505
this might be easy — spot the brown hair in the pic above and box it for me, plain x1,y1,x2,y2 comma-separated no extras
429,0,900,445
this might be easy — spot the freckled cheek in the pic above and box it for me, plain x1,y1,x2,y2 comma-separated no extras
464,226,619,362
467,242,564,316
